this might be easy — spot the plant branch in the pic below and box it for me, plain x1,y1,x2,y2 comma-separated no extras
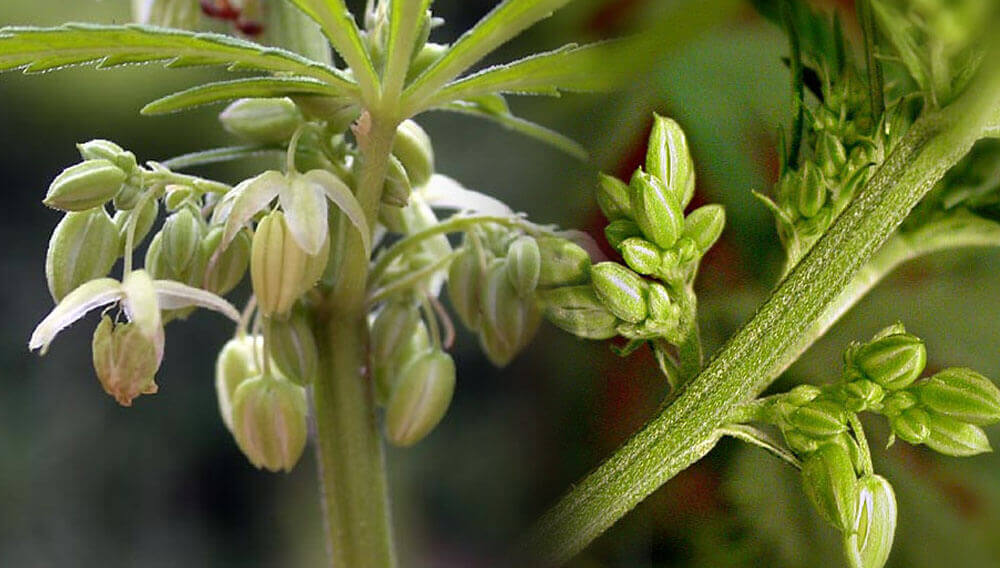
523,72,1000,565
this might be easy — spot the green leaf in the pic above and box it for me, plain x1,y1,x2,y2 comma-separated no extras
160,145,282,170
403,0,574,109
382,0,432,95
434,98,586,160
0,24,349,86
870,1,930,94
425,40,633,109
142,76,349,115
284,0,378,100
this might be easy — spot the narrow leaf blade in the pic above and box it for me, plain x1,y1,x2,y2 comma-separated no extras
142,76,349,115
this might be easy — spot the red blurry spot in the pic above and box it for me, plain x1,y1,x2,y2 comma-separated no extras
236,19,265,37
200,0,240,21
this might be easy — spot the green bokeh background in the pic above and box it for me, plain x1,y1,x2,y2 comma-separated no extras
2,1,999,566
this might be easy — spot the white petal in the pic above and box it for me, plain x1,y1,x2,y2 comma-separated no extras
281,174,329,255
419,174,513,216
221,170,284,250
304,169,371,257
29,278,122,354
153,279,241,322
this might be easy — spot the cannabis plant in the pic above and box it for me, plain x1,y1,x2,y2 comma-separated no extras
6,0,1000,567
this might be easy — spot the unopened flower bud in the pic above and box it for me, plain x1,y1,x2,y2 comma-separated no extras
890,407,930,445
44,159,126,212
113,196,158,248
164,184,193,211
789,398,849,439
219,98,303,144
506,236,541,297
538,285,619,339
77,139,138,173
844,475,896,568
915,368,1000,425
478,260,539,366
841,379,885,413
629,170,683,249
604,219,642,251
392,120,434,188
381,155,411,207
113,182,142,210
201,226,251,295
231,373,308,472
646,282,676,324
385,350,456,447
596,173,632,220
267,310,318,387
796,162,826,218
683,204,725,255
881,390,917,416
372,299,421,363
818,132,848,180
92,315,160,406
406,42,447,81
620,237,661,276
591,262,648,324
162,208,203,275
646,114,695,208
537,237,591,288
924,412,991,457
447,247,485,330
853,333,926,390
46,208,121,302
375,321,430,405
801,443,859,531
251,210,329,317
215,335,261,432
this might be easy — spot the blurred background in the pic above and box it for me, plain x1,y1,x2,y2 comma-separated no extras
3,0,1000,566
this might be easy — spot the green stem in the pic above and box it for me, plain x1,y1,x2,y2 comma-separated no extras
524,76,1000,565
311,114,399,568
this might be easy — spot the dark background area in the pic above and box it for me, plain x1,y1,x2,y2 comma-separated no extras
3,1,1000,566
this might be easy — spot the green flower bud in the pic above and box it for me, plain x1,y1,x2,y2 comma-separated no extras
646,114,695,208
801,443,859,531
215,335,262,432
537,237,591,288
392,120,434,188
683,204,725,255
92,315,160,407
505,236,541,297
604,219,642,250
591,262,648,324
44,159,126,212
789,398,849,439
478,260,539,366
596,173,632,220
924,412,992,457
629,170,683,249
406,42,447,81
890,407,930,445
646,282,676,324
163,184,193,211
785,429,821,455
796,163,826,218
915,368,1000,425
818,132,848,180
381,155,412,207
881,390,918,416
45,208,121,302
113,196,158,248
219,98,303,144
162,208,203,275
447,247,484,330
267,310,318,387
375,321,430,406
201,227,251,295
372,299,421,364
77,139,137,173
385,350,456,447
620,237,661,276
844,475,896,568
113,182,142,210
786,384,823,406
251,210,329,317
853,333,926,390
841,379,885,413
231,373,308,472
538,285,619,339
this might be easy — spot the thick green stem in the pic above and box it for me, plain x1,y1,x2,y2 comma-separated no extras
311,115,399,568
525,76,1000,565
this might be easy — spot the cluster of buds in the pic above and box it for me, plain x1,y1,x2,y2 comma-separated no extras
746,323,1000,567
543,115,724,361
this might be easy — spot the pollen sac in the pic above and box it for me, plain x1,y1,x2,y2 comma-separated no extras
385,350,456,447
46,208,121,302
44,159,127,212
844,475,897,568
392,120,434,188
629,170,683,250
682,204,726,256
596,173,632,220
478,260,541,367
591,262,648,324
538,285,619,340
91,315,162,407
646,114,695,208
853,331,926,391
162,208,204,275
537,237,591,288
219,98,303,144
505,236,541,297
914,368,1000,426
266,309,318,387
447,247,485,331
215,335,262,432
231,373,309,472
201,226,251,296
801,443,859,532
250,210,329,317
374,321,430,406
371,299,421,364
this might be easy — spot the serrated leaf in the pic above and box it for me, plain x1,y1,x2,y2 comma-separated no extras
28,277,123,354
152,279,240,321
383,0,432,94
284,0,378,99
142,76,348,115
425,40,633,109
434,100,586,160
870,1,930,93
221,170,285,251
403,0,575,108
0,24,351,87
302,169,371,257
